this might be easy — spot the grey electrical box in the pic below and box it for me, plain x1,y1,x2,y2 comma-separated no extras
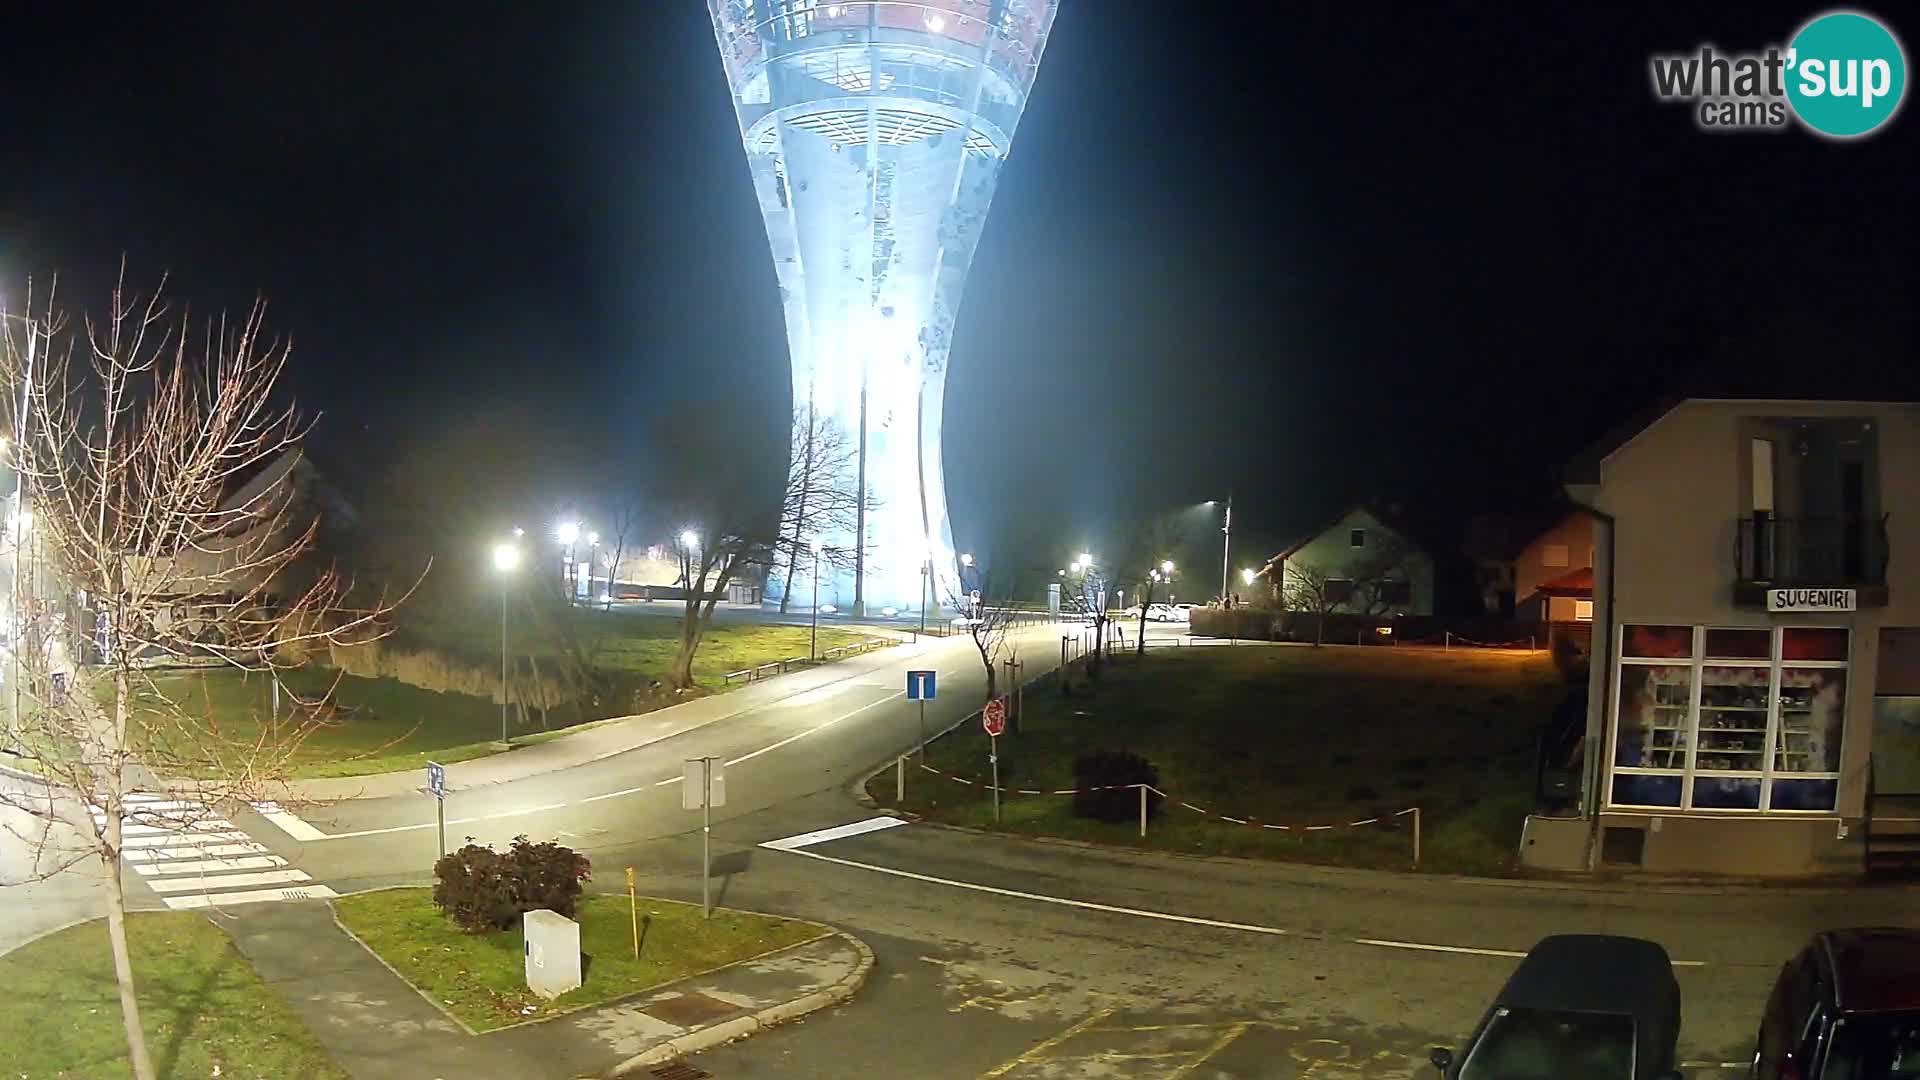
523,909,582,1000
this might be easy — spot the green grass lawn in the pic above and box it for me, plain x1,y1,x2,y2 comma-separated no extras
0,912,345,1079
332,889,829,1032
137,615,884,777
875,644,1571,876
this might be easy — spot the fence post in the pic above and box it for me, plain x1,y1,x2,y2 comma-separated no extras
1413,807,1422,868
1444,631,1451,652
896,755,906,803
1138,784,1148,838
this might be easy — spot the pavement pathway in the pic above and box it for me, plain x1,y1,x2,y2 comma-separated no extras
217,898,868,1079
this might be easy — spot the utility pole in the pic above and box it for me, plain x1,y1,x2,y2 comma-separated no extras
853,382,868,617
1220,493,1233,604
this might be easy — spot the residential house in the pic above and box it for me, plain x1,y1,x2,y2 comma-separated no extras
1266,506,1436,617
1514,510,1597,656
1524,396,1920,877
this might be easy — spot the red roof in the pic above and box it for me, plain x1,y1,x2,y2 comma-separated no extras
1535,567,1594,597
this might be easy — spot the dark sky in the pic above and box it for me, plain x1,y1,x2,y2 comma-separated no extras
1,3,1912,570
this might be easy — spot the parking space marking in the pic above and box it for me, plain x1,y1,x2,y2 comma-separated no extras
979,1006,1118,1079
1167,1021,1251,1079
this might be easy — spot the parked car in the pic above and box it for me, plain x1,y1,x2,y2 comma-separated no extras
1146,603,1178,622
1171,603,1197,621
1751,927,1920,1079
1430,934,1681,1080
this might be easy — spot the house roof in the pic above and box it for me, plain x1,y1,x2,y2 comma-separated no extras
1264,503,1435,567
1562,318,1917,485
1533,567,1594,598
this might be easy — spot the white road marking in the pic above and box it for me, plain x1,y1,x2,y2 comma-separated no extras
163,884,339,910
116,821,232,837
131,855,286,876
771,844,1713,967
124,842,267,862
1351,936,1706,966
762,816,908,851
725,690,906,767
145,869,313,893
121,830,247,849
251,802,328,841
313,802,567,841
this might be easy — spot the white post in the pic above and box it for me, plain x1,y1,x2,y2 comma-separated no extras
702,759,712,919
1413,807,1422,868
1138,784,1147,838
1444,631,1451,652
896,755,905,803
989,734,1001,824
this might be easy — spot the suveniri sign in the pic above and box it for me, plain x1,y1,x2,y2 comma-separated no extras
1768,588,1857,612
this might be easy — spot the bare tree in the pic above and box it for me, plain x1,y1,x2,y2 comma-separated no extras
947,563,1017,706
599,497,639,612
0,272,409,1080
667,519,771,690
1055,561,1116,676
774,408,861,612
1280,538,1416,645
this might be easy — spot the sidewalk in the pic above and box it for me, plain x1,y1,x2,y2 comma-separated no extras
218,898,872,1079
279,633,962,802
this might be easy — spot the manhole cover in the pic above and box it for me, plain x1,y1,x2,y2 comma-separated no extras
643,992,741,1027
649,1062,709,1079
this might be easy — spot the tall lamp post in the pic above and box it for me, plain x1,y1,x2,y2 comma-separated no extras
555,520,580,605
1219,495,1233,604
809,538,825,659
587,531,600,606
492,541,521,744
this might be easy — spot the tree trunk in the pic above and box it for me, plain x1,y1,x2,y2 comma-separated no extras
103,846,157,1080
985,662,998,703
780,413,814,615
105,672,158,1080
669,600,700,689
1314,610,1326,647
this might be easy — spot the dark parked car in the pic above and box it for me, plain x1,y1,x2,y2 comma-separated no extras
1752,927,1920,1078
1430,934,1682,1079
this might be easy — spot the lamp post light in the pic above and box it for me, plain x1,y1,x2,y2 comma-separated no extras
491,541,521,745
556,520,581,602
810,538,825,659
587,532,600,606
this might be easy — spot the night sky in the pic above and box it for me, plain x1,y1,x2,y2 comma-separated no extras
1,3,1912,572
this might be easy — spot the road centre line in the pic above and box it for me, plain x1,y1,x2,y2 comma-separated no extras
314,802,567,841
767,844,1712,968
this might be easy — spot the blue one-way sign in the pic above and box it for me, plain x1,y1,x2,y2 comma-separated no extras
906,670,937,701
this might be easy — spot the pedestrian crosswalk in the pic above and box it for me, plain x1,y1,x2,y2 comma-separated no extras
98,792,338,911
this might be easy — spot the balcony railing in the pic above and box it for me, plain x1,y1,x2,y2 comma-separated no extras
1736,514,1889,585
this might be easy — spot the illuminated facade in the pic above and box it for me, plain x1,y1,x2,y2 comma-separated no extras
707,0,1059,612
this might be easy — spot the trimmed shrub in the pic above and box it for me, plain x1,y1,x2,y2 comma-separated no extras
1071,750,1161,823
432,834,592,933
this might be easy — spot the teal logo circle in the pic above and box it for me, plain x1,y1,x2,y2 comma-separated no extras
1786,11,1907,138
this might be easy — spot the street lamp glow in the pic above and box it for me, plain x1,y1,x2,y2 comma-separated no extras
680,529,699,550
1078,552,1093,568
1161,560,1175,574
960,552,974,567
1242,567,1258,586
811,537,825,556
492,542,521,573
555,521,580,546
512,526,524,537
587,531,599,546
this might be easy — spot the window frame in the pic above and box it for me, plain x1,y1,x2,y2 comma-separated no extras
1606,624,1849,815
1349,528,1366,548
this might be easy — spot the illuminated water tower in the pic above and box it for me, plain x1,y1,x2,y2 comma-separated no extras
707,1,1059,613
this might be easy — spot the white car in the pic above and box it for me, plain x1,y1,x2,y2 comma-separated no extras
1142,603,1177,622
1171,603,1198,622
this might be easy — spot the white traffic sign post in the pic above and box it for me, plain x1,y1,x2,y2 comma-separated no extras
907,670,936,759
983,698,1008,822
427,761,447,857
684,757,725,918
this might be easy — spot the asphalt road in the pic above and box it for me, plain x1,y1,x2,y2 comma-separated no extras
13,623,1915,1078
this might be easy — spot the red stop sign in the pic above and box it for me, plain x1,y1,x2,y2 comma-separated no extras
982,697,1007,736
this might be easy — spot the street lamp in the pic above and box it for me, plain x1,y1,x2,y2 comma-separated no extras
680,529,699,550
1078,552,1093,568
960,552,974,567
491,541,521,744
1242,567,1257,586
1161,560,1175,575
810,538,825,659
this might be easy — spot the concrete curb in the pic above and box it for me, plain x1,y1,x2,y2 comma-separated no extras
608,931,875,1076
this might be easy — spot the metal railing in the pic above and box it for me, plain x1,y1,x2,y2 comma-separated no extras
1736,513,1888,585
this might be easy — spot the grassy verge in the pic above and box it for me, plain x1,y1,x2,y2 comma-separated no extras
875,644,1569,876
138,617,884,778
332,889,829,1032
0,912,345,1079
